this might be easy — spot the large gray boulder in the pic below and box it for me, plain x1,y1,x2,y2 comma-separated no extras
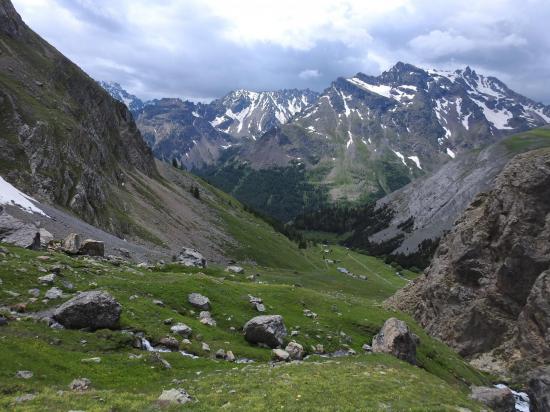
188,292,210,310
53,291,121,330
372,318,417,365
0,211,52,250
243,315,287,348
175,247,206,267
62,233,81,254
469,386,515,412
79,239,104,257
529,366,550,412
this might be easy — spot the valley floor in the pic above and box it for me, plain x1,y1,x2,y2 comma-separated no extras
0,244,489,411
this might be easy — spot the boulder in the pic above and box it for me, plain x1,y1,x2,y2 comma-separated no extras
79,239,104,257
272,348,290,362
157,388,192,405
62,233,81,254
188,293,210,310
201,342,210,352
215,349,226,359
53,291,121,330
170,323,192,338
243,315,287,348
175,248,206,268
249,295,265,312
372,318,417,365
45,287,63,300
285,341,304,360
16,370,33,379
28,288,40,297
159,336,180,351
37,273,56,285
199,311,216,326
69,378,92,391
469,386,515,412
226,265,244,274
225,350,235,362
0,212,51,249
529,366,550,412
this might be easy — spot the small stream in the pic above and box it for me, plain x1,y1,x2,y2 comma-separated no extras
140,338,171,353
495,384,530,412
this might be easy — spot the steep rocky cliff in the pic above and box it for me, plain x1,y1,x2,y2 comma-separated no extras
0,0,156,231
387,147,550,379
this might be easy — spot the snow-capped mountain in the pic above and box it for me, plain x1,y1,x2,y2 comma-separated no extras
135,98,234,170
222,62,550,203
98,81,145,115
199,89,319,140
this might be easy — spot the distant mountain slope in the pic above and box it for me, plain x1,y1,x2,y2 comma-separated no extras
232,63,550,204
98,81,145,114
199,89,319,140
135,98,235,170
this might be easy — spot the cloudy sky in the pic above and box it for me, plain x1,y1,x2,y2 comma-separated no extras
12,0,550,103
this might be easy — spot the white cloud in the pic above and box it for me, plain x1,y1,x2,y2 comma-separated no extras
299,69,321,80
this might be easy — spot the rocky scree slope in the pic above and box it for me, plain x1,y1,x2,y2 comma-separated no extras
0,0,156,232
354,127,550,262
387,146,550,380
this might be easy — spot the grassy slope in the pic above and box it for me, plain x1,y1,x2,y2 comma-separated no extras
0,244,488,411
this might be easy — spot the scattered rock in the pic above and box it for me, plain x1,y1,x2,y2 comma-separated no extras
215,349,226,359
170,323,192,338
469,386,515,412
79,239,104,257
528,366,550,412
226,265,244,274
16,370,33,379
285,341,304,360
28,288,40,297
80,357,101,363
199,311,216,326
272,348,290,362
0,316,7,326
38,273,56,285
69,378,92,391
175,248,206,268
243,315,287,348
45,287,63,300
150,353,171,369
362,344,373,353
152,299,164,307
159,337,180,351
249,295,265,312
201,342,210,352
15,394,36,403
303,309,317,319
313,344,325,354
188,293,210,310
62,233,81,254
53,290,121,330
225,351,236,362
61,279,74,290
163,318,173,325
372,318,417,365
157,388,192,405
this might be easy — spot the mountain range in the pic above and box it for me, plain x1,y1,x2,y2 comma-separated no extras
103,63,550,220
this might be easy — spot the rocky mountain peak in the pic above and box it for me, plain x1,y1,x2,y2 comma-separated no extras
0,0,24,38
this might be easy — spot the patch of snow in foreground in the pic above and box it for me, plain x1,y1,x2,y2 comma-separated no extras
494,384,530,412
0,176,47,216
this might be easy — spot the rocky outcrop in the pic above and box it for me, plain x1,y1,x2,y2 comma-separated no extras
528,366,550,412
175,248,206,267
387,148,550,377
372,318,417,365
243,315,287,348
469,386,515,412
53,291,121,330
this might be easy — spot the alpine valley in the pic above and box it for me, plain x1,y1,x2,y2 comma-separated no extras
1,0,549,411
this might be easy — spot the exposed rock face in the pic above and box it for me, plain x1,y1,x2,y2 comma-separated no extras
388,148,550,376
0,0,157,233
53,291,121,330
372,318,417,365
469,386,515,412
243,315,287,348
176,248,206,267
528,366,550,412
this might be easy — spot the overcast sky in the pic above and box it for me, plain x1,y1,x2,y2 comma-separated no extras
12,0,550,103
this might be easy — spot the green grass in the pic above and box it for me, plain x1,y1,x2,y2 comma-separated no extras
0,243,489,410
503,126,550,153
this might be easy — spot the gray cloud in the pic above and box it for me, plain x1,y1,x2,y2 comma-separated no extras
12,0,550,103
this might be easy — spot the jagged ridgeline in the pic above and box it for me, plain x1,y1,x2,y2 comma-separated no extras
0,0,156,233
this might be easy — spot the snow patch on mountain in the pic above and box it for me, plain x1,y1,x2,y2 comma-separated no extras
0,176,47,216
